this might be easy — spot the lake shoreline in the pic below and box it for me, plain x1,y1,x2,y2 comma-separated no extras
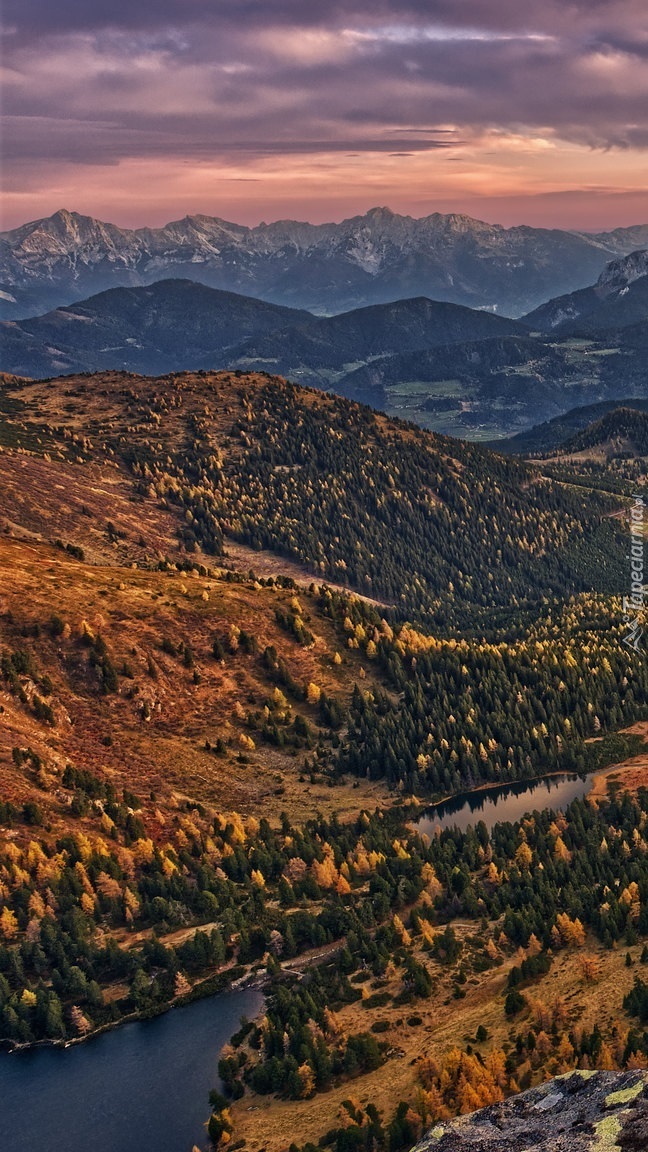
4,749,639,1057
411,771,597,839
0,966,267,1057
409,767,591,821
408,727,648,823
0,982,266,1152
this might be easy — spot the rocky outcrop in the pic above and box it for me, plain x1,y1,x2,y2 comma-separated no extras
597,249,648,292
524,249,648,334
414,1071,648,1152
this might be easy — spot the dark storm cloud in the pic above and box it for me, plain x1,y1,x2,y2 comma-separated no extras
2,1,647,171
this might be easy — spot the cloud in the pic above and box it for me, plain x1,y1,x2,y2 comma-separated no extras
1,1,647,227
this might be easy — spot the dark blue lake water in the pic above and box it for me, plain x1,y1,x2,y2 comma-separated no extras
0,985,263,1152
0,773,592,1152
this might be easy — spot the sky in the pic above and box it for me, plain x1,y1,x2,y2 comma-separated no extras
2,0,648,232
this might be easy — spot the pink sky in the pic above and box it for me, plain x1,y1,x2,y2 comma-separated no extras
2,1,648,231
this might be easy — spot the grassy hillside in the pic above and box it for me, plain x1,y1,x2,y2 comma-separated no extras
0,537,396,828
0,370,627,631
1,376,648,1152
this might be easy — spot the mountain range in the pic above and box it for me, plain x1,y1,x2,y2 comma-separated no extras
3,245,648,442
2,206,648,320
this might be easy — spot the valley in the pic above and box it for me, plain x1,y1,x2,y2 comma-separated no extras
0,366,646,1152
7,4,648,1150
364,336,636,442
3,242,648,442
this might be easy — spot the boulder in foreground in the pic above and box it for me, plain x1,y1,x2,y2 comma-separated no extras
414,1070,648,1152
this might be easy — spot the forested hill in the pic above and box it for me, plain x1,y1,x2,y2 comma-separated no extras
0,279,524,381
0,369,626,628
562,407,648,455
487,398,648,456
2,364,648,1141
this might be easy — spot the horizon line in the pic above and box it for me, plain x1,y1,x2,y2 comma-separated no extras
4,204,648,237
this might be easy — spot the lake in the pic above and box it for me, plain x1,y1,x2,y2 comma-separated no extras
0,773,592,1152
0,984,264,1152
413,773,591,837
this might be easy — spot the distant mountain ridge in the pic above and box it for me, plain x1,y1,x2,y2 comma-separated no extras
3,243,648,444
0,279,526,380
0,280,310,378
235,295,525,382
2,206,648,320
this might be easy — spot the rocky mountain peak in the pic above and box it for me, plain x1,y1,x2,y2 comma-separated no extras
2,207,648,320
414,1070,648,1152
597,248,648,293
364,205,398,221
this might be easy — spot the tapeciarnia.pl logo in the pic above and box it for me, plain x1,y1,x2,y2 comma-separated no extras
623,493,645,653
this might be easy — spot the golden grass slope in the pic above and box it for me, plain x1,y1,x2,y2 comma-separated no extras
0,534,394,846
